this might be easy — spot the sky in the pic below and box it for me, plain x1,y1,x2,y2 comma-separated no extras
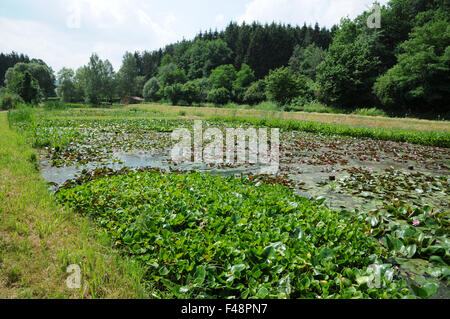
0,0,390,73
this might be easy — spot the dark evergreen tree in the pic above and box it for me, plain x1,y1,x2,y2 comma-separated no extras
0,51,30,86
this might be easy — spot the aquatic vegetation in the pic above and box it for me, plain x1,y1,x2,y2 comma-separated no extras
355,201,449,299
331,167,449,210
56,171,410,299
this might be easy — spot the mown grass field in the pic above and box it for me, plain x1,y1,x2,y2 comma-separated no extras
1,105,449,299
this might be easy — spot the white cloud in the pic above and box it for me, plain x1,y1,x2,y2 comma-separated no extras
0,17,89,72
1,0,182,72
215,14,225,24
63,0,178,31
66,2,82,29
64,0,127,29
137,9,152,26
238,0,389,27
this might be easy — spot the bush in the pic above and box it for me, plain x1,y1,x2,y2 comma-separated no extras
7,104,34,124
207,87,231,105
252,101,279,111
212,116,450,148
7,70,41,104
373,18,449,114
233,64,255,103
164,84,184,105
192,78,211,103
243,80,266,105
143,77,161,102
210,65,237,91
158,64,187,86
182,81,202,105
287,102,346,114
265,67,305,106
1,92,24,110
70,103,87,108
316,20,381,109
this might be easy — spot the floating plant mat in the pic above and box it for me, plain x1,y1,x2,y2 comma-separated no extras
56,171,411,298
54,170,448,299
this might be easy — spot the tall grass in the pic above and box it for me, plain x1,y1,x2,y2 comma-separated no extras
287,102,346,114
354,108,387,117
8,105,81,149
44,100,68,111
7,103,35,125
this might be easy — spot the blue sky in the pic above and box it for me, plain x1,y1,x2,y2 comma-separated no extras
0,0,389,72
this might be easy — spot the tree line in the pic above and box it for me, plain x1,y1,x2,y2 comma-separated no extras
1,0,448,116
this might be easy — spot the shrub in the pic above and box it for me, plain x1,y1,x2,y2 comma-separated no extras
207,87,231,105
233,64,255,103
265,67,306,106
243,80,266,105
210,64,237,91
1,92,24,110
192,78,211,103
373,18,449,114
288,102,346,114
316,20,381,108
182,81,201,105
7,104,34,124
252,101,280,111
143,77,161,102
158,64,187,86
212,116,450,148
164,83,184,105
7,70,41,104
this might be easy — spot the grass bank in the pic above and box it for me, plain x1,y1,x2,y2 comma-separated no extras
0,112,147,298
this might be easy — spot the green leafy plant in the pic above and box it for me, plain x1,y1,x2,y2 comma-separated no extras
56,171,410,299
